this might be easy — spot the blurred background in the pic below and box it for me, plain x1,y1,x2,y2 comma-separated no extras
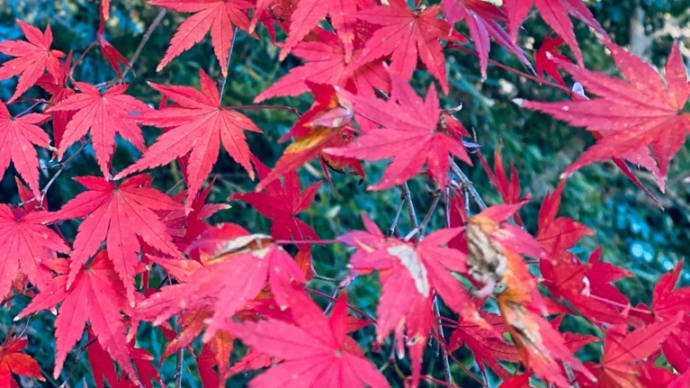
1,0,690,386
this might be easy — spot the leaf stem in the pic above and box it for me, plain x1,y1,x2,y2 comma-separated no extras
227,104,301,117
305,288,377,323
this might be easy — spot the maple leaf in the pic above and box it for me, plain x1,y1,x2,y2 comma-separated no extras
593,313,683,388
231,157,320,246
520,43,690,191
52,174,183,306
326,74,471,190
87,330,162,388
150,0,252,77
0,20,65,102
340,213,479,386
278,0,369,62
0,203,70,299
477,146,529,225
35,53,75,148
135,231,305,344
442,0,531,77
448,311,520,379
256,82,362,190
351,0,453,93
535,36,568,87
47,82,150,178
0,102,51,198
0,336,44,388
17,251,137,382
504,0,606,66
652,261,690,373
255,26,389,102
114,69,260,211
224,290,389,388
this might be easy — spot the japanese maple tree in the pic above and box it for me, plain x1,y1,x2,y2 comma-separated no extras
0,1,689,387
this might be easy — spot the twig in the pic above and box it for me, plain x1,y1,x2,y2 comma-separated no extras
227,104,301,117
219,27,238,98
401,182,419,228
120,8,167,81
69,40,98,78
389,195,405,237
405,190,441,241
39,141,88,206
16,100,46,117
305,288,377,323
434,299,454,385
450,159,487,210
450,42,571,94
273,239,340,245
174,349,184,388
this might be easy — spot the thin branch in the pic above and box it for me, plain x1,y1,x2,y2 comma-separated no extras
434,298,455,385
227,104,301,117
273,239,340,245
120,8,167,80
402,182,419,228
305,288,377,323
174,349,184,388
405,190,441,241
39,141,88,206
69,40,98,78
450,42,571,94
450,159,487,210
219,27,238,98
389,195,405,237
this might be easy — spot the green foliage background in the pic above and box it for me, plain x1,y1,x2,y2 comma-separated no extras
1,0,690,386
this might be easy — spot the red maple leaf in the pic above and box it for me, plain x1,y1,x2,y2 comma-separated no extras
534,36,568,87
277,0,370,62
36,53,75,147
224,290,389,388
592,313,683,388
135,230,305,344
351,0,453,93
652,261,690,373
52,174,184,306
0,102,51,198
326,74,471,190
442,0,531,77
87,330,162,388
340,213,479,385
115,69,260,211
231,157,320,246
48,82,150,178
0,20,65,102
504,0,606,66
255,26,389,102
0,203,69,299
256,82,362,190
17,252,137,382
0,336,44,388
150,0,252,77
448,311,520,379
521,43,690,191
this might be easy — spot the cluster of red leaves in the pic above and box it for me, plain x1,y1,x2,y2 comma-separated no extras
0,0,689,387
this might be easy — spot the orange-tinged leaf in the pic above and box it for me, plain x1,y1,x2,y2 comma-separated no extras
0,337,44,388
